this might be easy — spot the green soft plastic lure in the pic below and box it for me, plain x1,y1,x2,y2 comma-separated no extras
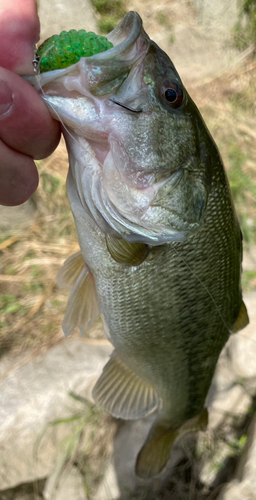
37,29,114,73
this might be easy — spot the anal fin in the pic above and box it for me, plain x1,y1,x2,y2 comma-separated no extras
57,251,85,290
62,264,99,337
92,352,159,420
232,300,249,333
57,252,99,337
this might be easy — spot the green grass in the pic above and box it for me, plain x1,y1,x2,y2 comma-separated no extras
155,11,175,44
91,0,126,33
0,294,27,334
228,91,255,112
227,142,256,244
228,144,248,202
5,266,16,275
0,295,22,315
242,270,256,291
233,0,256,50
22,282,45,293
35,393,116,499
41,172,61,195
156,11,173,29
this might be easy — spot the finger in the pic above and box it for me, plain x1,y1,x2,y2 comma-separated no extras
0,0,40,75
0,139,39,206
0,67,61,160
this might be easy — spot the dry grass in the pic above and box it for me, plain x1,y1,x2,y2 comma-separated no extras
0,139,103,357
190,56,256,248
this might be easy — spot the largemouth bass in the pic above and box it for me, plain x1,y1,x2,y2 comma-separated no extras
30,12,249,478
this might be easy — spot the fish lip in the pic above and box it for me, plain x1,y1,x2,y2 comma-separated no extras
85,12,143,63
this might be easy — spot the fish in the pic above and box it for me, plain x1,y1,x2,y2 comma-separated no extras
30,11,249,478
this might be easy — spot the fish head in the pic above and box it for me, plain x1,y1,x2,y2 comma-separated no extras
32,12,216,245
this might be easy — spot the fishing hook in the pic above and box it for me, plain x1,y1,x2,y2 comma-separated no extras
109,98,143,113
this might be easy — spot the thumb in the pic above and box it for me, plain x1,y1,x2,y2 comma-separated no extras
0,0,40,75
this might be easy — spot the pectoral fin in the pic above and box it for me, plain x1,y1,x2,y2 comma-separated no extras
106,234,150,266
59,256,99,336
232,300,249,333
93,352,159,419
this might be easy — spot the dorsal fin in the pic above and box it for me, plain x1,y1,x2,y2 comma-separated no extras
93,352,159,420
57,251,85,290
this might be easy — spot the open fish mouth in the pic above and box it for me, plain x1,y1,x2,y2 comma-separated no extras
28,11,210,245
31,12,148,92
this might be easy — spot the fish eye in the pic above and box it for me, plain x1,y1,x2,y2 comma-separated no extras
160,82,183,109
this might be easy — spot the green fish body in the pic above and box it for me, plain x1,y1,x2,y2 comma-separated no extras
30,12,249,478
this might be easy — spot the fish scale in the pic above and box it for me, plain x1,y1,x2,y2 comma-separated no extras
95,167,241,413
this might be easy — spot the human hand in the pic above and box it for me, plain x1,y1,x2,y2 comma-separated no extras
0,0,61,206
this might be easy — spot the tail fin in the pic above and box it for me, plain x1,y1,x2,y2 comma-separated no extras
135,420,178,479
135,408,209,479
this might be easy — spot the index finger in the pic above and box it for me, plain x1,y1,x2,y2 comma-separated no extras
0,0,39,75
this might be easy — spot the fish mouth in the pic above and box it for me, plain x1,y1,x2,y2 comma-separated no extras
28,12,209,246
81,12,149,97
27,12,147,92
90,12,144,58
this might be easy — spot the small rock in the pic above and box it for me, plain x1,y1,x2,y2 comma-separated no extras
217,415,256,500
94,418,155,499
94,461,120,500
93,418,152,500
227,293,256,380
95,416,187,500
44,466,87,500
198,293,256,490
0,338,112,490
207,382,251,429
0,478,46,500
206,293,256,429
